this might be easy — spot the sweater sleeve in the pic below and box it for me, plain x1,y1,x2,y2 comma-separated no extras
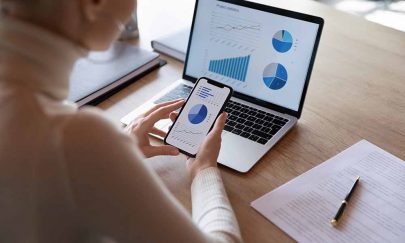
192,167,242,243
62,108,243,243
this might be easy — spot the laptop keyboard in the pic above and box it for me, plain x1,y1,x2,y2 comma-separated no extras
224,100,288,144
154,84,193,104
154,84,289,145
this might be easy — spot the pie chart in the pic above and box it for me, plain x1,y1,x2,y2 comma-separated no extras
263,63,288,90
272,30,293,53
188,104,208,124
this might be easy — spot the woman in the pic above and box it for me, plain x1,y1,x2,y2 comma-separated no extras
0,0,242,242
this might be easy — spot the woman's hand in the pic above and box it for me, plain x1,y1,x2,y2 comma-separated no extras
187,112,228,180
127,99,184,158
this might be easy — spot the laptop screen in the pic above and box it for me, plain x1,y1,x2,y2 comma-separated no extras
184,0,321,112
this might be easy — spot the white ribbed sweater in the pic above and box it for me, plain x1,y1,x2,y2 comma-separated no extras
0,18,242,243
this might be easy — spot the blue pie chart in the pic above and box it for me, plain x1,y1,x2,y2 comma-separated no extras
263,63,288,90
188,104,208,124
272,30,293,53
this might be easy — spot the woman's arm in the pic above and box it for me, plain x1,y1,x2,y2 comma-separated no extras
188,112,242,242
192,167,242,242
62,108,242,243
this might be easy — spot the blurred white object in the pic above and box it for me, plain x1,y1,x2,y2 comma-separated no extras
120,11,139,40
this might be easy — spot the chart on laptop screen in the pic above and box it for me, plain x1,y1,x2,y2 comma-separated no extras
186,0,319,112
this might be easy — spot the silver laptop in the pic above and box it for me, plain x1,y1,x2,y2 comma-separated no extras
121,0,324,172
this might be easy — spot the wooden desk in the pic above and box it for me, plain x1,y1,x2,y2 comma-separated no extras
98,0,405,242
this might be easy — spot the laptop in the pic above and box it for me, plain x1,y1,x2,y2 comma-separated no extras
121,0,324,172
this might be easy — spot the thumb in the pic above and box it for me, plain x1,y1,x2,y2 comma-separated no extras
204,112,227,144
211,112,227,135
142,145,180,158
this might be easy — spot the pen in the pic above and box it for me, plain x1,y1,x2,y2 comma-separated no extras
330,176,360,227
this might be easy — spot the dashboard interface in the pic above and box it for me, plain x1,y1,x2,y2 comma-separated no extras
166,78,231,155
185,0,320,111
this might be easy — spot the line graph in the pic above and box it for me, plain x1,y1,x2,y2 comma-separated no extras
174,130,203,135
210,11,261,52
169,122,205,148
216,24,261,32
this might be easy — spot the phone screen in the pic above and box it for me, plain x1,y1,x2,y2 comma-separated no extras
165,78,232,156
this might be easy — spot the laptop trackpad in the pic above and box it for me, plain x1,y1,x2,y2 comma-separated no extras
218,132,264,173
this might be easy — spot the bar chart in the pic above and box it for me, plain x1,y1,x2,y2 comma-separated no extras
208,55,250,82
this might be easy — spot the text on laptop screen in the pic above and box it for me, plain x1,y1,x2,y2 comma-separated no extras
185,0,320,111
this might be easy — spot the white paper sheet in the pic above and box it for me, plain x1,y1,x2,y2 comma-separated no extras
251,140,405,243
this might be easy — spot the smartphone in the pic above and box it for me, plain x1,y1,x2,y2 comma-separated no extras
164,77,233,157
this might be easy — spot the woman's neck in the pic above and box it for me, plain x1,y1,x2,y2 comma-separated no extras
0,17,86,101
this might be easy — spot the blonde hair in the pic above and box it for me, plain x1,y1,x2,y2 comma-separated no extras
0,0,60,17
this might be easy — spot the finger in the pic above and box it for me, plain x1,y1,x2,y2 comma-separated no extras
202,112,227,144
144,99,184,117
211,112,228,134
186,157,195,167
150,127,167,138
143,100,185,128
143,145,180,158
169,112,179,122
127,116,143,127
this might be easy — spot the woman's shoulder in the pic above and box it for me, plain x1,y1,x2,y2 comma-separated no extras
63,106,122,135
60,106,134,154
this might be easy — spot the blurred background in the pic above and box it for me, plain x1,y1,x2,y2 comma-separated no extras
128,0,405,40
318,0,405,31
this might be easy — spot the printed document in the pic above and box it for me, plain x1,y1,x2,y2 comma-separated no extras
251,140,405,243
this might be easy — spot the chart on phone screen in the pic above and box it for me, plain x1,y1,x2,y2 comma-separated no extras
166,79,229,155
